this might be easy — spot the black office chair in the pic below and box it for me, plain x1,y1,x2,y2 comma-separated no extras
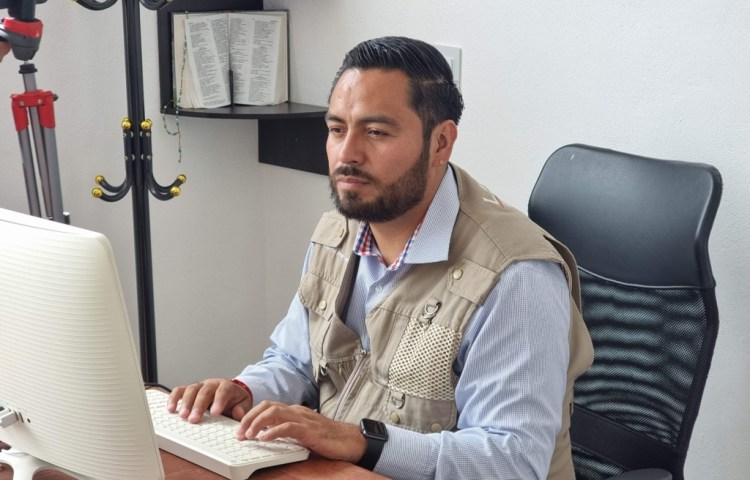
528,144,722,480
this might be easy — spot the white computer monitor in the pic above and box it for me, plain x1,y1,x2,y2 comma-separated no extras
0,208,164,479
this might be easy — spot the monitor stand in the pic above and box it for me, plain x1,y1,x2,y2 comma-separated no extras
0,447,95,480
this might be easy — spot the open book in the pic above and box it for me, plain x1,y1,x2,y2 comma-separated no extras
172,11,288,108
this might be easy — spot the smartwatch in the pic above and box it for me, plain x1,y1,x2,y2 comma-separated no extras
357,418,389,471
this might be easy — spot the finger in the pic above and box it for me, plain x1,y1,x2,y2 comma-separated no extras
256,421,306,442
166,386,186,413
236,401,284,440
230,403,249,422
188,382,220,423
176,383,202,419
175,382,211,421
240,403,312,441
209,380,244,417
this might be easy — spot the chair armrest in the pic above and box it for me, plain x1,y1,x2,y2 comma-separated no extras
608,469,672,480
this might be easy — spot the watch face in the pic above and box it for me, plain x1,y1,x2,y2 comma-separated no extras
361,418,389,441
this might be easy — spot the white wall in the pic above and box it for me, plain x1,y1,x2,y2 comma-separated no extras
0,1,747,478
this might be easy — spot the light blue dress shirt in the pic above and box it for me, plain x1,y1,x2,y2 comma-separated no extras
237,167,571,479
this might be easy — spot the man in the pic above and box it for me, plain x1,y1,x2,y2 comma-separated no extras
169,36,593,479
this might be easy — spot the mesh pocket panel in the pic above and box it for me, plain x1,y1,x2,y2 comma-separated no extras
387,318,461,400
576,270,708,446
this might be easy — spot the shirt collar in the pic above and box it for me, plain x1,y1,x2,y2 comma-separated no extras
352,165,459,268
404,165,458,264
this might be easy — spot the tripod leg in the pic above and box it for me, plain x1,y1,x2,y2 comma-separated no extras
25,89,65,222
16,127,42,218
25,101,57,220
40,126,66,223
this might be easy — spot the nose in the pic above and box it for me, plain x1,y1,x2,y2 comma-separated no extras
328,130,364,168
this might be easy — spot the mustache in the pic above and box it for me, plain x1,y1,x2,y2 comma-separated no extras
333,165,377,183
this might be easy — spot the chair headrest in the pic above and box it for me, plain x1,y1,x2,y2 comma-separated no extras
528,144,722,288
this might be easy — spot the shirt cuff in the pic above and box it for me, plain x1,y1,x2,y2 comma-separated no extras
375,426,435,480
233,374,279,406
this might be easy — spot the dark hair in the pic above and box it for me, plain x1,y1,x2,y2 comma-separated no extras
329,36,464,142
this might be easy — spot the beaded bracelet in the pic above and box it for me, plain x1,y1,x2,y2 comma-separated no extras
231,378,254,404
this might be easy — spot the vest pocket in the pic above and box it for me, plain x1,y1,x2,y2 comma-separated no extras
379,316,461,432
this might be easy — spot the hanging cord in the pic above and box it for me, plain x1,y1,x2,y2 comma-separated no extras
139,0,170,9
75,0,118,10
160,13,188,163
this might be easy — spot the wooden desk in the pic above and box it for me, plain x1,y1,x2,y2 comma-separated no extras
0,446,387,480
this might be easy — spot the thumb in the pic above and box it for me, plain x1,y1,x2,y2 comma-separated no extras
231,403,250,421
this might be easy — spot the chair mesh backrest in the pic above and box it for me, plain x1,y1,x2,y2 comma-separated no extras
572,270,710,480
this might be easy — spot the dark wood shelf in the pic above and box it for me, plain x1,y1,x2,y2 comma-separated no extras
157,0,328,176
162,102,327,120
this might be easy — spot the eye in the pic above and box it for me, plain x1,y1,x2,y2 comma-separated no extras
327,125,345,135
367,129,388,138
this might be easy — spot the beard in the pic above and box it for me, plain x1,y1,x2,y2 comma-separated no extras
329,144,430,223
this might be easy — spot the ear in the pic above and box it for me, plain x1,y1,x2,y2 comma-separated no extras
430,120,458,167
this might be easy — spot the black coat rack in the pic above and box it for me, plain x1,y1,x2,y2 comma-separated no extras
77,0,185,384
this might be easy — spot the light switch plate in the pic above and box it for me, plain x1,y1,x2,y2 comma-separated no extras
433,44,462,89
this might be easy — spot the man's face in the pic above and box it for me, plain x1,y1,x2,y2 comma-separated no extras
326,68,431,223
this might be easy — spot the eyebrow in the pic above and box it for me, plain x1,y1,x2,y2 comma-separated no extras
325,113,401,129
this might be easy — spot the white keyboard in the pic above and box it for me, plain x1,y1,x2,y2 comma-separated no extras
146,389,309,480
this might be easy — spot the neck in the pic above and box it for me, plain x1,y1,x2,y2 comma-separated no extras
369,164,449,266
369,207,425,266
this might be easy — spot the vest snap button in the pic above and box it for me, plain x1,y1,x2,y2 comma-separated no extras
318,299,328,311
452,268,463,280
390,412,401,424
430,423,442,432
338,227,345,238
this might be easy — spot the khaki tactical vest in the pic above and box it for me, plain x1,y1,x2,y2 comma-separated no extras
298,165,593,479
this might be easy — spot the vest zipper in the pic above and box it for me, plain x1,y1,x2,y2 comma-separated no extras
331,349,368,421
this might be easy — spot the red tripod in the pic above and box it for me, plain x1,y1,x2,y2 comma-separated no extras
0,0,67,223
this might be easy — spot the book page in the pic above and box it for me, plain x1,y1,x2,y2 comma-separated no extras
229,12,287,106
184,14,231,108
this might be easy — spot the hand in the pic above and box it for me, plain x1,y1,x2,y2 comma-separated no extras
167,378,253,424
0,41,11,62
237,401,367,464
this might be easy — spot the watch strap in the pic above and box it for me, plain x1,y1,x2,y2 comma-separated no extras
357,419,387,471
